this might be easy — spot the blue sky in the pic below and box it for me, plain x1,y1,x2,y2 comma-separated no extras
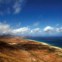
0,0,62,36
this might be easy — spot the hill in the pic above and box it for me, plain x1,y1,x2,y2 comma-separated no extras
0,36,62,62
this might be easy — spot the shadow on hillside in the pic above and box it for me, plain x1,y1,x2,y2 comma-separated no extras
0,41,17,50
0,41,56,52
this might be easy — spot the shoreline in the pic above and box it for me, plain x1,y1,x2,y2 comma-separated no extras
25,39,62,50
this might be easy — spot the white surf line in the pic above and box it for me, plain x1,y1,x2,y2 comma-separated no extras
25,39,62,50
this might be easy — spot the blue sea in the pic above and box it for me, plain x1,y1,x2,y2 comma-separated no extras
26,36,62,48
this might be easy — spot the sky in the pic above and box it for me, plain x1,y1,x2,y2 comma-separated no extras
0,0,62,36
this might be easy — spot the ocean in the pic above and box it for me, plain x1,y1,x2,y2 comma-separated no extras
26,36,62,48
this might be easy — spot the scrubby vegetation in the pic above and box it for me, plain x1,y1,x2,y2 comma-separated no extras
0,36,62,62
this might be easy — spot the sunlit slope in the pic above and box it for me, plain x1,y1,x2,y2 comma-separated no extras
0,36,62,62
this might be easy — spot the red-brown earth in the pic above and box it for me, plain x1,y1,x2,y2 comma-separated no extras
0,36,62,62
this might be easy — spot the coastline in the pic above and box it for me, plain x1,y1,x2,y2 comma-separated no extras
25,39,62,50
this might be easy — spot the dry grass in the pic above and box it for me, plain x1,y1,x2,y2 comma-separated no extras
0,36,62,62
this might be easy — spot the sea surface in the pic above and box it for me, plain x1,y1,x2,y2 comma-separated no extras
26,36,62,48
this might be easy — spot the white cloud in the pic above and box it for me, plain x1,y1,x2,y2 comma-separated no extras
13,0,22,14
0,22,62,36
0,23,11,34
0,0,25,15
12,27,30,34
56,27,62,32
14,7,21,14
0,22,42,36
44,26,54,33
43,26,62,35
33,22,39,27
31,28,41,33
0,23,30,35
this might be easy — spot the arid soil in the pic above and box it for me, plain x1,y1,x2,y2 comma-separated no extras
0,36,62,62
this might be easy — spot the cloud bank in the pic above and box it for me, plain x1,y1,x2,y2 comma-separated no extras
0,22,62,36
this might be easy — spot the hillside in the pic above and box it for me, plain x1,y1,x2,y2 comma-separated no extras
0,36,62,62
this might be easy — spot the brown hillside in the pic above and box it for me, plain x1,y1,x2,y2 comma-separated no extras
0,36,62,62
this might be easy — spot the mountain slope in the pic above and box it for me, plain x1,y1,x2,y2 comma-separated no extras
0,36,62,62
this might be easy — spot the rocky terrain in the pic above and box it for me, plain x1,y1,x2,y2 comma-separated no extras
0,36,62,62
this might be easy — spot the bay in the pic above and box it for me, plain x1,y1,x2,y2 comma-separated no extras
26,36,62,48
